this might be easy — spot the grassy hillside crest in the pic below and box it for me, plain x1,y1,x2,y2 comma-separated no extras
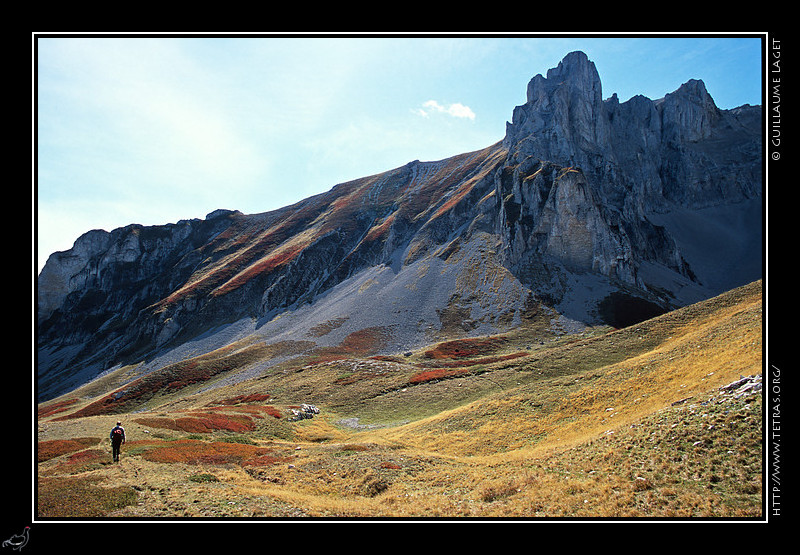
37,280,763,519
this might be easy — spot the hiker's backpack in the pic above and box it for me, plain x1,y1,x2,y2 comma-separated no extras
112,428,123,441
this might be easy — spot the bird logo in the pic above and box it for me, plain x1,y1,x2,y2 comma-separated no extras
2,526,29,551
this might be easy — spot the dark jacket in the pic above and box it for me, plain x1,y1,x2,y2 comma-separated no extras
110,426,126,443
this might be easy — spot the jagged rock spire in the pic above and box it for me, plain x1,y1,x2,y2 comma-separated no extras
657,78,720,144
504,51,609,167
502,50,759,210
529,50,603,107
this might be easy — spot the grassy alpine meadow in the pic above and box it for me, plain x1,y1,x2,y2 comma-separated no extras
36,281,763,519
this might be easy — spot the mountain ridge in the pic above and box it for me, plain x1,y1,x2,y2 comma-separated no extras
36,51,762,403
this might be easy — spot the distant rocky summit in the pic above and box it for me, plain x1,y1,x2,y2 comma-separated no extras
498,51,761,304
37,51,762,402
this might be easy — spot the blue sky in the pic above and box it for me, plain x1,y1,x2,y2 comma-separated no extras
35,34,764,273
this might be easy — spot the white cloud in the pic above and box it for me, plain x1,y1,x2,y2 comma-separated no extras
413,100,476,120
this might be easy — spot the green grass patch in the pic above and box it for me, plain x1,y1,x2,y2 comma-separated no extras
188,473,219,483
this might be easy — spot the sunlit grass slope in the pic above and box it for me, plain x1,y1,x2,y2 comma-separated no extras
36,280,763,519
380,280,762,458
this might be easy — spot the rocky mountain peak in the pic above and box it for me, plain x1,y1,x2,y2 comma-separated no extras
657,78,720,144
541,50,602,100
506,51,607,165
670,78,712,100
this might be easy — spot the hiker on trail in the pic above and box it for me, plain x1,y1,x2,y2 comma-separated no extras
110,421,126,462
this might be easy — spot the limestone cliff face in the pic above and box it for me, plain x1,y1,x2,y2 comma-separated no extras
495,161,639,285
504,52,761,213
497,51,761,302
36,51,762,401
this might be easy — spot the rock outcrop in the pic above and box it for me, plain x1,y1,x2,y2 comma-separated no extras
36,51,762,401
497,50,761,306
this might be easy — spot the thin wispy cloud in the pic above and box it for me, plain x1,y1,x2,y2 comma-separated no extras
413,100,476,121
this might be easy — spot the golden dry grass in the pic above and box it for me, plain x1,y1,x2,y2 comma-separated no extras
36,281,763,519
380,281,761,459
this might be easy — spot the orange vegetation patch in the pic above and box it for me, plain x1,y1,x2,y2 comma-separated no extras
423,337,508,359
38,437,101,463
201,404,283,419
211,405,283,419
340,327,389,354
53,392,125,420
154,205,324,309
430,145,509,219
364,212,396,243
55,344,269,419
309,327,390,363
432,179,480,219
408,367,471,385
409,352,527,384
54,449,109,473
422,352,528,369
391,145,501,219
67,449,106,464
134,404,282,433
212,240,309,297
139,439,276,466
134,412,256,434
38,398,79,419
321,176,387,235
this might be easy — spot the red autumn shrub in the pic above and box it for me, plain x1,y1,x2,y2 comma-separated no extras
134,411,256,433
202,404,282,419
58,449,108,472
186,412,256,432
132,416,180,431
213,241,309,297
256,406,283,419
369,355,402,362
141,439,270,465
38,398,79,418
38,437,101,462
67,449,106,463
408,367,469,384
422,352,528,368
56,347,266,419
308,327,390,364
423,337,507,359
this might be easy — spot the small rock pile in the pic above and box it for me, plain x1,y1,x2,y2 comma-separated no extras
718,374,762,400
289,404,320,422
